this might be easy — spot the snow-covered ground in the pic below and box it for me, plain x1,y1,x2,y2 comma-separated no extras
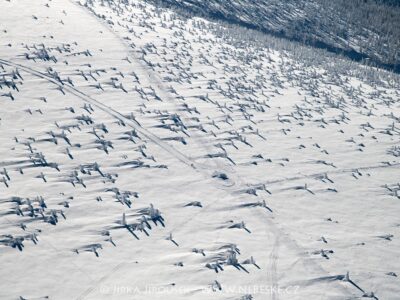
0,0,399,299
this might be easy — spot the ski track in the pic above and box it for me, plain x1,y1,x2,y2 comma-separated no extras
76,262,126,300
268,236,280,300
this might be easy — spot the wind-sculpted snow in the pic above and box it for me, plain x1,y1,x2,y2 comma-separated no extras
0,0,399,299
